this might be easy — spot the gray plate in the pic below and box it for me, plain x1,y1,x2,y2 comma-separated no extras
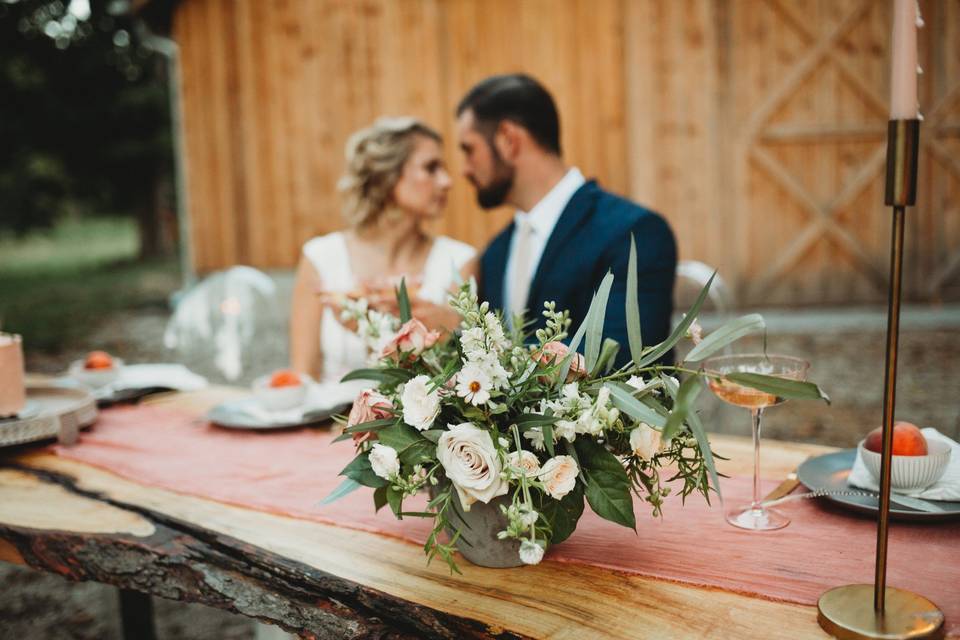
206,396,347,430
797,449,960,522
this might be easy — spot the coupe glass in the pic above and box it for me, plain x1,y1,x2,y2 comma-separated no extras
703,354,809,531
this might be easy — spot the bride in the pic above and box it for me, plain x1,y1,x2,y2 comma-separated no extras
289,117,475,382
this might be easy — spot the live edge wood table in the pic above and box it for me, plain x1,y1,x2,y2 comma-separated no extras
0,388,845,640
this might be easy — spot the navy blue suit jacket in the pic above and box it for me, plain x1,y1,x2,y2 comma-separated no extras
479,180,677,367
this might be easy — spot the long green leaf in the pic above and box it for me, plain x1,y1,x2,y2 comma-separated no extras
343,417,397,434
661,375,703,443
341,368,414,384
684,314,765,362
605,382,667,428
637,272,716,367
397,277,411,323
685,398,722,503
558,306,589,386
625,235,644,364
542,423,555,457
585,272,615,371
590,338,621,377
319,477,362,505
725,372,830,404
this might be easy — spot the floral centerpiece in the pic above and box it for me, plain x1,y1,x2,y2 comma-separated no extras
325,246,827,571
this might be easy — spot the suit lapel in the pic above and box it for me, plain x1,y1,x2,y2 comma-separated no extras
482,222,514,311
527,181,598,306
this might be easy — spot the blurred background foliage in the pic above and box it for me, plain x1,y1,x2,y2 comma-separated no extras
0,0,175,258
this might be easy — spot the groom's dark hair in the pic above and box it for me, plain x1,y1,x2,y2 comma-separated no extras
456,74,562,156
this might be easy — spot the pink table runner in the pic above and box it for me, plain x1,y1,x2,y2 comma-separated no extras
54,406,959,631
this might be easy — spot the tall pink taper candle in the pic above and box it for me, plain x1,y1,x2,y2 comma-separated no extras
889,0,919,119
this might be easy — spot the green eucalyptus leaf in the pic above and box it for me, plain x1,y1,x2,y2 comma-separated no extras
590,338,621,377
341,368,414,385
397,278,412,323
606,382,667,428
558,305,590,386
661,376,703,444
725,372,831,404
542,423,555,457
637,272,716,367
684,314,765,362
575,439,636,530
685,404,722,503
585,272,615,371
343,417,397,434
319,477,362,505
625,235,644,364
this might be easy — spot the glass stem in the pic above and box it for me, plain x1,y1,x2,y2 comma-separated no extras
751,408,764,510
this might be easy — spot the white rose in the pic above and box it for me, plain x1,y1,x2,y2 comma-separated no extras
401,375,440,431
630,422,663,460
519,539,545,565
437,422,508,510
369,444,400,480
540,455,579,499
507,450,541,478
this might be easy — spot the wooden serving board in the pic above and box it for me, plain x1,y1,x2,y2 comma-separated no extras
0,385,96,447
0,388,843,639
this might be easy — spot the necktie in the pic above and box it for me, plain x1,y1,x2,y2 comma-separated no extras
509,218,533,322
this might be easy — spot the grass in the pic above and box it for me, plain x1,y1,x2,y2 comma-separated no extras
0,217,181,351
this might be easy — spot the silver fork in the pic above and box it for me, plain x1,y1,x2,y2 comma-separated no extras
761,488,945,513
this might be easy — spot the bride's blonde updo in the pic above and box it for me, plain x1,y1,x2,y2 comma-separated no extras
337,116,442,228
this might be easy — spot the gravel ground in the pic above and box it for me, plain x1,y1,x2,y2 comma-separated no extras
5,276,959,639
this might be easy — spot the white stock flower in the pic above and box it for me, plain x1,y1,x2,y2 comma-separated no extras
540,455,579,499
437,423,508,510
400,375,441,431
459,327,486,355
455,362,492,406
507,450,541,478
468,350,510,389
626,375,649,392
523,427,546,452
519,506,539,527
369,444,400,480
483,312,510,352
630,422,664,460
519,539,545,565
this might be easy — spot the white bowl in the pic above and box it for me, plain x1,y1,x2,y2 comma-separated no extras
68,358,124,389
858,439,951,490
252,374,310,412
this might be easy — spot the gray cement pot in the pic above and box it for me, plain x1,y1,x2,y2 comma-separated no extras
436,485,522,568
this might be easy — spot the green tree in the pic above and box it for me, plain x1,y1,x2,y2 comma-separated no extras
0,0,174,258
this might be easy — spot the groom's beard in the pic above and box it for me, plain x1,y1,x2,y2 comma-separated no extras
475,149,515,210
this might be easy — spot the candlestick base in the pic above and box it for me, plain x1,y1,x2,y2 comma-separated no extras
817,584,944,639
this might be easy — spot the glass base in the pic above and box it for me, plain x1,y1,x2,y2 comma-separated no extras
725,504,790,531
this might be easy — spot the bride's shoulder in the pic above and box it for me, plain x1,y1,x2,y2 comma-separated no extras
302,230,347,258
433,235,477,265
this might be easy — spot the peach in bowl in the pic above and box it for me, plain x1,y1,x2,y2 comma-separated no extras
68,350,124,389
252,369,310,412
858,421,951,490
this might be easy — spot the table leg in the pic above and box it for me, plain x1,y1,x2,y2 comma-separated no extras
118,589,156,640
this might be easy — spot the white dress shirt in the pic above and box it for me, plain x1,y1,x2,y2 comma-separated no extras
504,167,586,321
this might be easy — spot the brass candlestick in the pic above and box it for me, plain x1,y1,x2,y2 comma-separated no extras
816,120,944,639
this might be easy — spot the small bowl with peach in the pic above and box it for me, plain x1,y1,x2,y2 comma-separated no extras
68,350,124,389
858,421,951,490
252,369,311,412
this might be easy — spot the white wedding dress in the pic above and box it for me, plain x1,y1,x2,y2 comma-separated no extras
301,231,476,382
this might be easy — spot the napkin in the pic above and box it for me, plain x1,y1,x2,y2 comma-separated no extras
237,380,364,425
848,428,960,501
111,364,208,392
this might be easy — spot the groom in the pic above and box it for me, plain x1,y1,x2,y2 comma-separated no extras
456,74,676,364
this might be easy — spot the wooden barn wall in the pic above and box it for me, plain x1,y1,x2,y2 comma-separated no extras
172,0,960,306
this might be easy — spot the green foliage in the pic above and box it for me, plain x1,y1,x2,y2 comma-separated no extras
339,454,389,489
0,0,172,236
537,482,584,545
725,372,831,404
575,439,637,531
